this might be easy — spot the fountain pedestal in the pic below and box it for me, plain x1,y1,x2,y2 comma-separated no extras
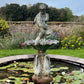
32,73,53,84
25,40,59,84
32,50,53,84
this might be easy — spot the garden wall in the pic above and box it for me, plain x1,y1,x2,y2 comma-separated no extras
7,21,84,35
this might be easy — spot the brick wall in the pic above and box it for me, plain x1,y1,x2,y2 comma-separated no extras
7,21,84,34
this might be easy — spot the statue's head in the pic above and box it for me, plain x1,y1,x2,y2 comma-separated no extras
39,3,48,14
39,3,47,10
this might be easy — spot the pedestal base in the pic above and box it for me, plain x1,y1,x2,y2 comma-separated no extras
32,74,53,84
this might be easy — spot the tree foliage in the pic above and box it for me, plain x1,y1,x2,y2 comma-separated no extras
0,3,75,21
0,4,28,21
64,7,74,21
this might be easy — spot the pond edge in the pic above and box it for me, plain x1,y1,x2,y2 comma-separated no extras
0,54,84,68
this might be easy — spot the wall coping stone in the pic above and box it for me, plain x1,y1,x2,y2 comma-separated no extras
7,21,84,25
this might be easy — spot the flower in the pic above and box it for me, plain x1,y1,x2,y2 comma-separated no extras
0,19,10,36
14,61,16,63
79,37,82,39
21,43,26,48
53,78,55,82
78,43,81,45
70,72,74,76
6,79,11,83
76,40,78,43
71,45,74,47
78,37,82,40
65,44,67,46
78,47,80,49
16,72,18,73
24,70,27,72
72,35,76,38
64,37,67,40
54,32,59,36
1,28,3,30
62,72,65,75
24,78,30,81
14,64,16,67
7,68,11,71
21,43,25,46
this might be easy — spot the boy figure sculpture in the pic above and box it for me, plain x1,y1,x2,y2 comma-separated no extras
34,3,53,45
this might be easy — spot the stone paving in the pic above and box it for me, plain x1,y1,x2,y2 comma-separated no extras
0,54,84,67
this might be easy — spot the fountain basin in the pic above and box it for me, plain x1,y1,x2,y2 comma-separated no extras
0,55,84,68
0,55,84,84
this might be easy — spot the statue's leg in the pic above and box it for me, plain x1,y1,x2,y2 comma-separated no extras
34,55,40,75
43,55,51,75
46,26,53,36
40,28,46,39
34,54,44,75
35,32,43,45
35,28,46,45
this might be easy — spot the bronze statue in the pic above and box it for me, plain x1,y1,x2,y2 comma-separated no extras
25,3,59,84
34,3,53,45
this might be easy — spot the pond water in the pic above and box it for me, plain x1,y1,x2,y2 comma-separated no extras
0,59,84,84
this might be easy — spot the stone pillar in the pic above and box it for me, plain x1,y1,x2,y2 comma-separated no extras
32,50,53,84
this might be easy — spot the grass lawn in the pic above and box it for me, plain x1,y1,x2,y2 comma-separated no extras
0,48,84,58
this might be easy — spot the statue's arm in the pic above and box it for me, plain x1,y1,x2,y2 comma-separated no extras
34,16,37,24
34,13,40,24
45,13,49,22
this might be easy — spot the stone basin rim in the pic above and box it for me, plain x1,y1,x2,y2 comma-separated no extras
0,54,84,68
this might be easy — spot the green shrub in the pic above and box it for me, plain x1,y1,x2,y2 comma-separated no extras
46,32,61,49
0,19,9,37
79,28,84,41
0,32,38,49
61,35,84,49
0,33,27,49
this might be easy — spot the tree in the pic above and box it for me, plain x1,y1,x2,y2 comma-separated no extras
76,15,84,22
58,8,67,21
0,4,28,21
49,7,59,21
20,5,28,21
4,4,21,21
0,3,75,21
49,7,67,21
64,7,73,21
0,7,6,20
27,3,46,21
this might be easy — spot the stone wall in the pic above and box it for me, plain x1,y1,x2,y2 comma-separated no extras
7,21,84,35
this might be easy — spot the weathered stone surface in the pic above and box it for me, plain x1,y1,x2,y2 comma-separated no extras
32,74,53,83
8,21,84,35
0,55,33,64
0,54,84,66
25,40,59,52
25,40,59,45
